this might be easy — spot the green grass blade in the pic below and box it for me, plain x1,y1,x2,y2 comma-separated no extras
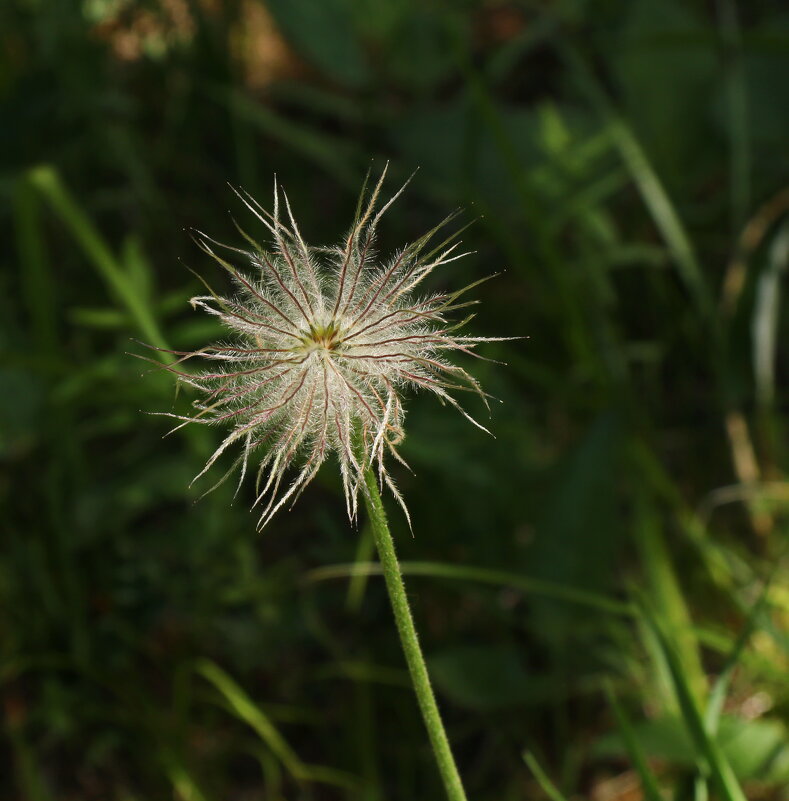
753,221,789,408
195,659,356,788
607,118,709,318
306,560,636,617
632,442,738,593
605,684,665,801
705,574,774,734
254,748,284,799
634,488,707,707
27,165,170,353
522,751,571,801
195,658,307,777
122,234,154,303
163,754,211,801
645,612,748,801
559,44,711,321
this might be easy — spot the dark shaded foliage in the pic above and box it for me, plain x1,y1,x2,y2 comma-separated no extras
2,1,789,799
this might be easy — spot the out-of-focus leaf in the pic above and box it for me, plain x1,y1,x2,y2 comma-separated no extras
376,7,461,92
529,411,625,641
222,90,360,187
428,644,534,710
0,369,45,457
595,715,696,765
611,0,717,189
719,716,789,782
265,0,370,88
596,713,789,784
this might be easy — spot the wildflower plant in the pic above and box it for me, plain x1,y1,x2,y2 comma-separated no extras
145,167,508,801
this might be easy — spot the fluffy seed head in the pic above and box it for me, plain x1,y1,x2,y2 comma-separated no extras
147,167,505,529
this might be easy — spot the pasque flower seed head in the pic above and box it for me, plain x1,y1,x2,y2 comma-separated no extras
147,167,506,529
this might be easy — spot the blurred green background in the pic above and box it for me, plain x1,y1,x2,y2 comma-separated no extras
2,0,789,799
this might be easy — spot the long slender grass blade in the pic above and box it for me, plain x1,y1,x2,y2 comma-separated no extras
195,659,356,788
27,165,170,354
752,221,789,407
559,45,712,321
605,683,665,801
306,560,636,617
706,574,775,734
645,611,748,801
522,751,571,801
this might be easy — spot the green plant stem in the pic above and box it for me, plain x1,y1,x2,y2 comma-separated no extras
361,468,467,801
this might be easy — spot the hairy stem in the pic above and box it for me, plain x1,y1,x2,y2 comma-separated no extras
362,467,468,801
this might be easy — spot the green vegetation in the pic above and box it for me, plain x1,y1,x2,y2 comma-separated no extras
2,0,789,798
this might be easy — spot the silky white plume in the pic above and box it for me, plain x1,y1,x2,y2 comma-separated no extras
145,168,505,529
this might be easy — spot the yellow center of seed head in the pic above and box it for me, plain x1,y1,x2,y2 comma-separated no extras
303,320,342,352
